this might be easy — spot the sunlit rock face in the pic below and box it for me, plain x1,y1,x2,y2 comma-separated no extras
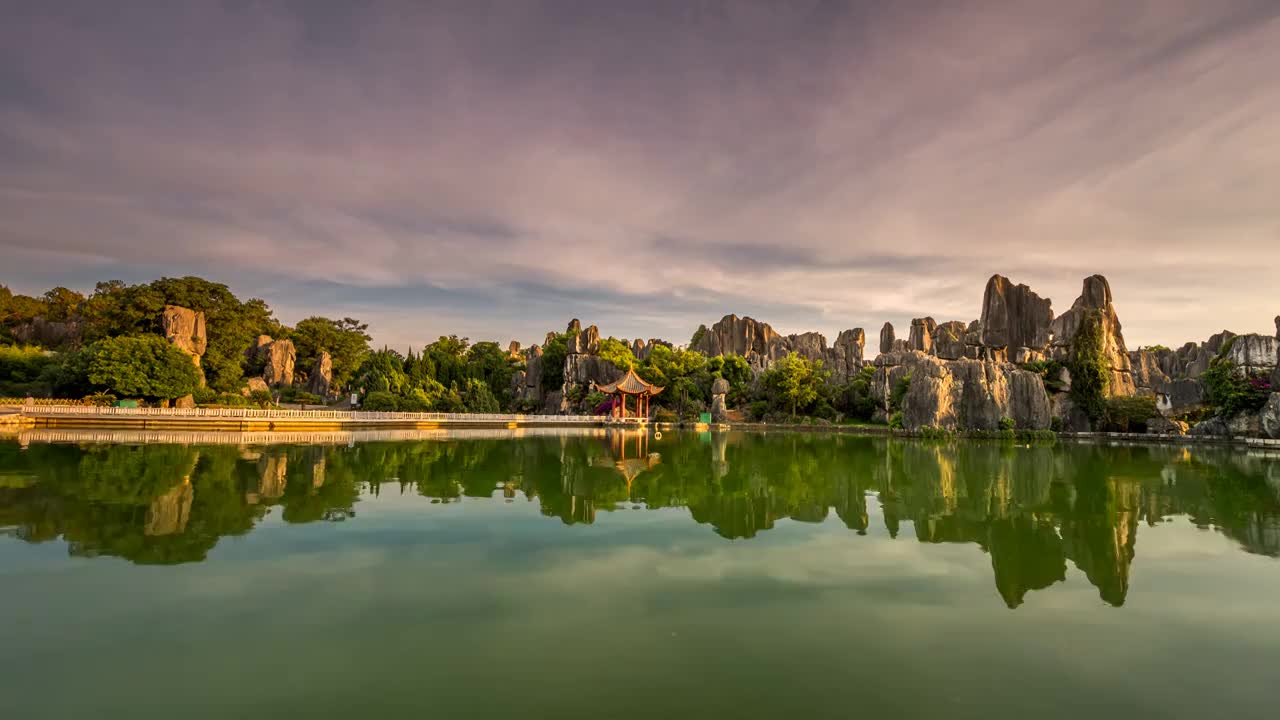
907,317,936,354
305,351,333,398
250,335,296,388
871,351,1051,431
1049,274,1135,397
979,274,1053,354
693,314,783,365
931,320,968,361
145,480,194,537
161,305,207,384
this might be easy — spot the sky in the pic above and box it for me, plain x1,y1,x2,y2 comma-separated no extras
2,0,1278,351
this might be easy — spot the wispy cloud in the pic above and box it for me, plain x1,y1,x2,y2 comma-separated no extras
2,0,1278,349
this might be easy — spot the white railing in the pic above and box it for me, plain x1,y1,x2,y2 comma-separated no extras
20,405,602,423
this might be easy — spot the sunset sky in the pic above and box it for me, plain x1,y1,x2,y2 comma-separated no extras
3,0,1277,350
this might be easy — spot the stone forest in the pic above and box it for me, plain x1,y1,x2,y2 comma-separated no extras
2,273,1278,440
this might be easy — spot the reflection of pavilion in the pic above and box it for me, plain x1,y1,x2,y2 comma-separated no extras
593,430,661,492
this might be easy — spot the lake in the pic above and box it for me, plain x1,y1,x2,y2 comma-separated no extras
2,428,1278,719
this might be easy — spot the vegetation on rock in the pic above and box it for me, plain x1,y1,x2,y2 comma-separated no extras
1068,308,1110,423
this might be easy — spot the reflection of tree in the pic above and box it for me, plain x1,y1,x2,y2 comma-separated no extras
2,432,1277,606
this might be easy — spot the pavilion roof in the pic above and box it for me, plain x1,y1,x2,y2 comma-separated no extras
594,368,664,395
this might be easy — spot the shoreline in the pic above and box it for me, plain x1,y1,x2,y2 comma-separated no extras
5,406,1278,450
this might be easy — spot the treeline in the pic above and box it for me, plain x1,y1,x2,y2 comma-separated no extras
0,278,517,409
4,276,881,420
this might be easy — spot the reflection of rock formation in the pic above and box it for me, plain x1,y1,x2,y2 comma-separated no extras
1061,479,1139,607
145,479,193,536
988,515,1066,608
690,492,777,540
250,454,289,502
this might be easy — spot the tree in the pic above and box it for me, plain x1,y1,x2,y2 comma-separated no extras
764,352,825,417
465,341,517,406
85,335,201,401
291,316,371,391
462,377,501,413
41,287,86,323
541,333,569,389
596,337,636,370
354,349,408,394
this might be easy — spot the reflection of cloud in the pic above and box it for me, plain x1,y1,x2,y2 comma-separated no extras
3,2,1280,347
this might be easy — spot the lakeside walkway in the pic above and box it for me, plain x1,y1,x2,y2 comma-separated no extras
12,405,613,431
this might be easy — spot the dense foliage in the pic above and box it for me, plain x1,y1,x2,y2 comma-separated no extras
85,335,203,401
1202,355,1271,418
1068,309,1110,423
290,317,371,392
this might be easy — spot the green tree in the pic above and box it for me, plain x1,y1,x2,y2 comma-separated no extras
41,286,86,323
763,352,825,417
291,316,371,391
465,341,517,406
595,337,636,370
354,349,408,395
541,333,569,389
85,335,201,401
462,377,501,413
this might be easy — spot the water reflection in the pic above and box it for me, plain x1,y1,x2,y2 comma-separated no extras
1,430,1277,608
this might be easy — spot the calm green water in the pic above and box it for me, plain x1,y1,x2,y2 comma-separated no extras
2,429,1279,719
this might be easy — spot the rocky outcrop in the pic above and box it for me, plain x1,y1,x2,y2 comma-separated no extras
1224,334,1278,375
252,336,296,388
931,321,968,361
305,351,333,398
1259,393,1280,439
908,317,936,354
710,377,730,422
161,305,208,385
12,316,83,349
879,322,896,355
1274,316,1280,391
630,338,671,361
829,328,866,381
566,322,600,355
1049,275,1134,397
693,314,785,368
510,345,543,406
979,275,1053,352
241,377,270,396
871,351,1051,431
692,314,865,381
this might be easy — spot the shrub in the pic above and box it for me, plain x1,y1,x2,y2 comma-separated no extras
653,407,678,423
83,392,117,407
1023,359,1066,392
361,390,400,411
248,389,275,408
918,426,953,440
1202,358,1270,417
889,373,911,412
888,411,904,430
1103,395,1158,432
291,391,323,405
1050,416,1063,432
749,400,769,421
999,416,1016,431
